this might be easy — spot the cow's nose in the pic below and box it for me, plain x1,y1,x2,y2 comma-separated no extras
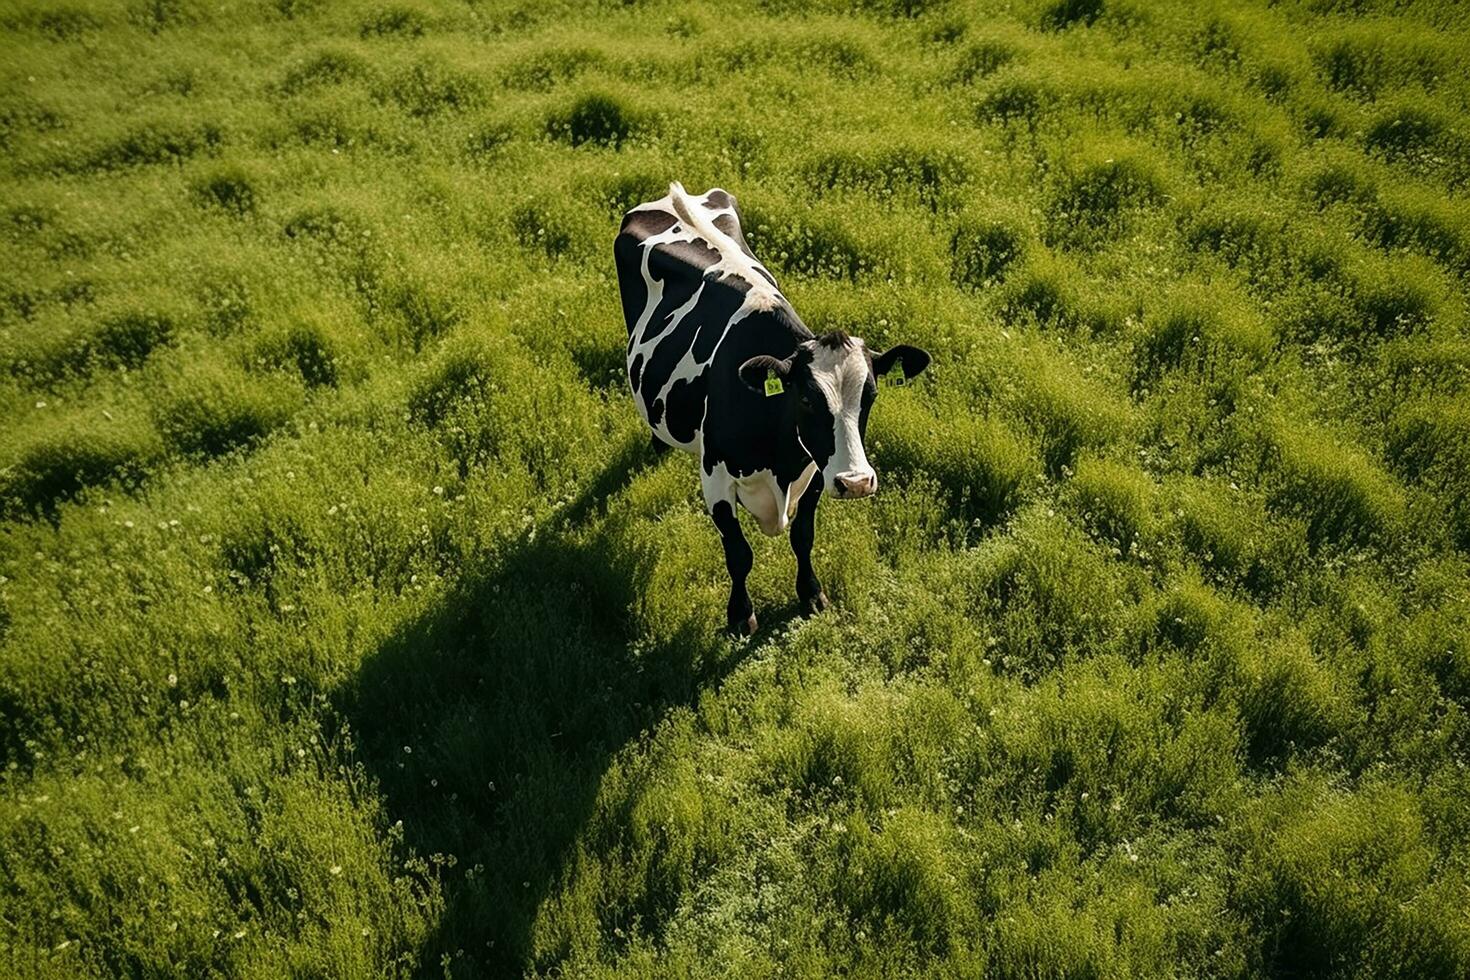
834,471,877,498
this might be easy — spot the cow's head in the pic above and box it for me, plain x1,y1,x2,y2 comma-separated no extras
740,332,930,499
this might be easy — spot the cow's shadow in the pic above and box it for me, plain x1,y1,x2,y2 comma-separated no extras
338,435,745,977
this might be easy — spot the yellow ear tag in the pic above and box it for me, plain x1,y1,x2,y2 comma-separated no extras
764,375,784,397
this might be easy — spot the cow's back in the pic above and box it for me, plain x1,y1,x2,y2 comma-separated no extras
615,185,791,453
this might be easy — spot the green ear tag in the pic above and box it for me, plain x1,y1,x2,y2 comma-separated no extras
764,375,784,397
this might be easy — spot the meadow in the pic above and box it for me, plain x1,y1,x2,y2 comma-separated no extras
3,0,1470,975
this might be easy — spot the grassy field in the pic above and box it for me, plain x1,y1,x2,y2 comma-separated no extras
3,0,1470,975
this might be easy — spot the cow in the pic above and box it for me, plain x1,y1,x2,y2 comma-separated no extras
614,183,930,635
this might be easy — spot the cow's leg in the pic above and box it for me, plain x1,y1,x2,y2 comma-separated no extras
711,501,756,635
790,476,829,616
702,463,756,636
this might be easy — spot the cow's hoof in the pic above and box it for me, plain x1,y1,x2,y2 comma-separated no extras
727,613,758,637
801,592,830,618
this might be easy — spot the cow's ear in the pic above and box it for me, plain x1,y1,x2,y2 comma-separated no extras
872,345,931,380
739,354,792,394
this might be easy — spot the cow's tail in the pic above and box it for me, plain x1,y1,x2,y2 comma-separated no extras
667,182,706,238
669,182,740,255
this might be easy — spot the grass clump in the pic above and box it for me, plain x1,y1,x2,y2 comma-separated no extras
511,196,595,261
0,96,64,152
1376,338,1470,400
277,49,370,94
1263,421,1406,551
358,5,426,39
501,46,602,92
15,7,102,40
1236,783,1467,976
1171,479,1306,598
974,69,1056,128
195,268,255,336
999,251,1082,328
217,505,316,591
279,203,379,292
1040,0,1105,32
1362,98,1468,187
1047,150,1166,248
380,273,462,352
153,362,302,460
72,121,223,172
192,166,257,217
377,60,482,118
1238,639,1350,768
1190,16,1244,74
949,37,1017,84
1007,352,1130,476
1296,92,1351,142
802,142,968,210
969,509,1130,678
1386,398,1470,549
596,169,668,219
1365,103,1444,159
401,337,598,483
1065,455,1156,555
281,204,364,249
1315,34,1387,98
545,92,649,149
868,395,1038,529
1274,250,1447,348
1312,28,1450,101
950,211,1028,289
764,684,899,811
127,0,196,33
1301,153,1377,210
1138,573,1237,658
0,425,157,521
250,320,342,388
1351,254,1444,340
464,120,515,163
15,307,178,382
407,339,496,428
747,204,892,283
1363,185,1470,274
1134,284,1273,383
1185,197,1281,271
831,808,971,956
504,285,624,388
92,310,177,369
783,33,882,79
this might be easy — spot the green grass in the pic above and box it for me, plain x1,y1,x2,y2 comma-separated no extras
2,0,1469,977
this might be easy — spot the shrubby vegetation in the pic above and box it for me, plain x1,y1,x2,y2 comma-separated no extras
2,0,1468,976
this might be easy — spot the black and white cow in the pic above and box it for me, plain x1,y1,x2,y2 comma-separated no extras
614,183,930,635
